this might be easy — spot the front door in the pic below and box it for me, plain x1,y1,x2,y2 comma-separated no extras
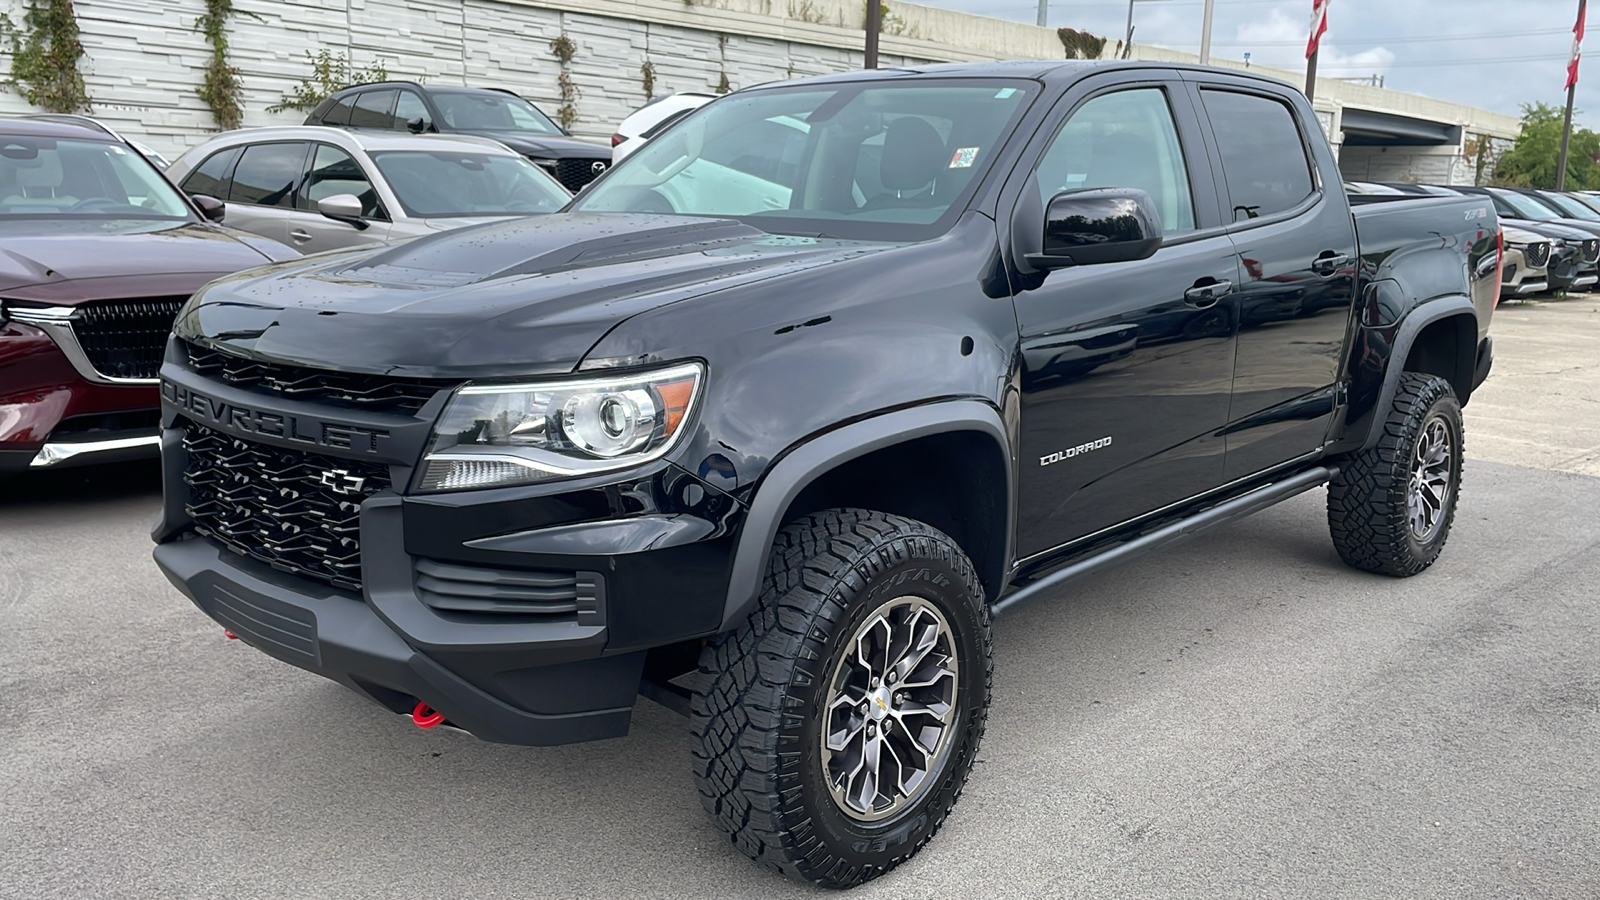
1013,82,1239,557
287,143,391,253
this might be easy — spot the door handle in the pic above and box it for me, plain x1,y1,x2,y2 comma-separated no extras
1184,279,1233,309
1311,252,1349,275
289,229,312,243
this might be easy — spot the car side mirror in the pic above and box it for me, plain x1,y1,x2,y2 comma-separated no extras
317,194,370,230
1027,188,1163,270
406,116,430,134
190,193,226,222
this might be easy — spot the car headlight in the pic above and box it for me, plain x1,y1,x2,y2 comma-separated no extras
417,362,703,491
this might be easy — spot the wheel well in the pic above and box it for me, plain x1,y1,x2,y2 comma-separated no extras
1403,313,1476,402
779,431,1009,605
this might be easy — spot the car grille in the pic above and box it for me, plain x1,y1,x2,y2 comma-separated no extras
72,297,186,379
182,423,389,592
184,342,454,413
1581,239,1599,264
1524,241,1551,269
551,157,609,192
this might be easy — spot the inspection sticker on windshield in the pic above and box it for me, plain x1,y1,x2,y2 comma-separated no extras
949,147,980,168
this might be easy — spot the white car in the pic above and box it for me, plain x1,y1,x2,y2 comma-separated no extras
165,127,571,254
611,92,717,163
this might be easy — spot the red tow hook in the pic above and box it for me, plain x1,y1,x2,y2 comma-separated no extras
223,630,239,640
411,701,445,729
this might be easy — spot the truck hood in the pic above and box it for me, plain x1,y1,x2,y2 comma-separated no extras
175,213,893,378
0,218,280,300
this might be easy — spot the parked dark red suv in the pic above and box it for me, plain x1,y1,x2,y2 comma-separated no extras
0,119,295,473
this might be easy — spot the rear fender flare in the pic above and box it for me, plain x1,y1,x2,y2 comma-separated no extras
1360,294,1476,450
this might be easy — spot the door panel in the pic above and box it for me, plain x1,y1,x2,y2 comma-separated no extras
1013,83,1238,557
1194,87,1358,479
1016,241,1240,554
288,143,389,252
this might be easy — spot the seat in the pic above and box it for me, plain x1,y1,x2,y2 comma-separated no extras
862,117,947,210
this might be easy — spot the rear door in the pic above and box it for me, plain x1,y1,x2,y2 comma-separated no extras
221,141,312,246
1011,73,1240,557
1188,78,1358,480
286,142,391,252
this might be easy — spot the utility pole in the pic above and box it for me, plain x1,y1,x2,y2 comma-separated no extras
1198,0,1215,65
865,0,880,69
1558,0,1587,190
1036,0,1048,27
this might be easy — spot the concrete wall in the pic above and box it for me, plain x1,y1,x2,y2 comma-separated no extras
0,0,1522,174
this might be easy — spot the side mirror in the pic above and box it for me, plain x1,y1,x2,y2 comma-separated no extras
405,116,430,134
317,194,370,230
190,193,225,222
1028,188,1163,269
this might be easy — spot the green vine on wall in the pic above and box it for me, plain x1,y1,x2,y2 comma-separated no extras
195,0,255,130
640,58,655,101
550,32,577,131
266,49,388,114
0,0,90,113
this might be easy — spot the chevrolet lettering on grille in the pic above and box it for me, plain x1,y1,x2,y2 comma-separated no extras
161,380,390,453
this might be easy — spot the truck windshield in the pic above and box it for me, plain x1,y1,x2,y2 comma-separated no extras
1496,189,1562,220
0,136,191,219
574,79,1038,240
1539,192,1600,220
369,151,572,218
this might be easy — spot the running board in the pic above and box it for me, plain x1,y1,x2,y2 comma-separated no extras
991,466,1336,617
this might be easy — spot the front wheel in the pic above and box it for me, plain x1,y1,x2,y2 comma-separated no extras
690,509,991,888
1328,373,1464,576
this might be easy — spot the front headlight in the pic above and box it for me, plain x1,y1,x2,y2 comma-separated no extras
417,362,703,492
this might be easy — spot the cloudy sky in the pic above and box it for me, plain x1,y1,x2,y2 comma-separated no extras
916,0,1590,125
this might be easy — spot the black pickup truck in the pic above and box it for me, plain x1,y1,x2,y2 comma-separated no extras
153,61,1499,887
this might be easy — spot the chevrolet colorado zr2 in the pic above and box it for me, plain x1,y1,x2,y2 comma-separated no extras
152,61,1499,888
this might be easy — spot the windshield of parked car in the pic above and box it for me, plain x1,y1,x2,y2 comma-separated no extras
368,150,571,218
1495,189,1562,220
573,79,1039,241
1539,192,1600,220
0,136,190,218
430,91,563,136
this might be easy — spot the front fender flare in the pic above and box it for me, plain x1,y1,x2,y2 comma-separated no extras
717,399,1013,632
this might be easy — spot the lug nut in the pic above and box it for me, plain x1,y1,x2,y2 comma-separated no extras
887,671,897,684
867,723,876,736
894,692,905,706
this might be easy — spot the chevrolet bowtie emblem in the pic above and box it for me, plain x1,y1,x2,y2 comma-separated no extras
318,469,366,495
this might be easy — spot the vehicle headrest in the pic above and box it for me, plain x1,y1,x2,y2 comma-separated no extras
880,116,947,193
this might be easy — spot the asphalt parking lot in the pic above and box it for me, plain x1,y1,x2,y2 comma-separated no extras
3,295,1598,899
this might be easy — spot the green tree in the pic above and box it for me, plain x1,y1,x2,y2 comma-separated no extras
1493,102,1600,189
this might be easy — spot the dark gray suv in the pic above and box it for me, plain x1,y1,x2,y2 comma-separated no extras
304,81,612,191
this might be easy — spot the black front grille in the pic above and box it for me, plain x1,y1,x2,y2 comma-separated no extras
185,342,454,413
552,157,609,191
1525,241,1551,268
73,297,186,379
1581,239,1599,264
182,424,388,591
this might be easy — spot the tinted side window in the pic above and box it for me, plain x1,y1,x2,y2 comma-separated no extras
1200,89,1314,221
1034,88,1196,234
321,95,356,126
180,146,240,199
300,144,382,218
394,91,429,130
229,142,308,207
350,90,398,129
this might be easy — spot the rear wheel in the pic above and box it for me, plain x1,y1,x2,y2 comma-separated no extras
1328,373,1463,576
690,509,991,888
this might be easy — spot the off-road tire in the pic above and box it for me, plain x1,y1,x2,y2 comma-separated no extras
689,509,992,888
1328,373,1464,576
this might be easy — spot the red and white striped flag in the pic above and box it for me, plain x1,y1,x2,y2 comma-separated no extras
1307,0,1331,59
1567,2,1586,90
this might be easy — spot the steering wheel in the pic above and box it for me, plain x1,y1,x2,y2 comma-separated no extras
68,197,132,213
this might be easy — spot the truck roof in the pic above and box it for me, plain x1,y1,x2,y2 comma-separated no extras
760,59,1289,88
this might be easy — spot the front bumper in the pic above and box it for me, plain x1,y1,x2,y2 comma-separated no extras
0,321,160,472
152,360,744,745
